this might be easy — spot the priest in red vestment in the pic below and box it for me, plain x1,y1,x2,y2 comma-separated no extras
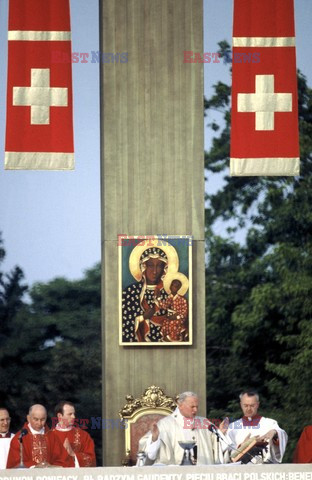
7,404,69,468
52,401,96,467
293,426,312,463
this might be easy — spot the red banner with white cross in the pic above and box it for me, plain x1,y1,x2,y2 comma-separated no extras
230,0,299,176
5,0,74,170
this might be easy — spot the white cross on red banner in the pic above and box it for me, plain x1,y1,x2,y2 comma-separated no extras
230,0,300,176
5,0,74,170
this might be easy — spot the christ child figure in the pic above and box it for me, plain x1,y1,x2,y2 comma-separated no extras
155,273,189,342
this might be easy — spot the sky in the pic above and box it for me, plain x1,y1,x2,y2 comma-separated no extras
0,0,100,286
0,0,311,288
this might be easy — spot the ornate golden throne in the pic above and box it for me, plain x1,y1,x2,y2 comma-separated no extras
119,385,177,465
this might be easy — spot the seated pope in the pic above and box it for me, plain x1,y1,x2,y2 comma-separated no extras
139,391,228,465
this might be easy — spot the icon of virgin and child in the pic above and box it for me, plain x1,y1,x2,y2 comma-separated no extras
121,237,191,344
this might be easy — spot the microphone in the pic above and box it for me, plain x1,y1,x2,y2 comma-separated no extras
19,429,28,442
208,422,223,443
206,420,222,436
208,423,217,433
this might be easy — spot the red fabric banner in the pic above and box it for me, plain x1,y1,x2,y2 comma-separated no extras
230,0,299,176
5,0,74,170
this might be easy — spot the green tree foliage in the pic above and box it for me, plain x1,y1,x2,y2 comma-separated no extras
29,265,102,461
0,246,102,462
0,239,29,418
205,42,312,461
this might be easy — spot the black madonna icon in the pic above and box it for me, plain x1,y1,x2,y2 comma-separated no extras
119,235,192,346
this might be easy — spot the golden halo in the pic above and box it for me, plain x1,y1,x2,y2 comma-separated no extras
163,271,189,296
129,238,179,281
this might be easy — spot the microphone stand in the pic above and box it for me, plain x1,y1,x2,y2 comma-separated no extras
18,440,26,469
17,430,28,468
210,424,221,464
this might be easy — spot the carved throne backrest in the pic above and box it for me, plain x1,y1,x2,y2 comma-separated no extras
119,385,177,465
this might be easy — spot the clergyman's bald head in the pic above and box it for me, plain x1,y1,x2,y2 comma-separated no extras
29,404,47,416
27,404,47,432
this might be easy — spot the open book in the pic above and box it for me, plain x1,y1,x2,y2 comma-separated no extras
231,437,268,464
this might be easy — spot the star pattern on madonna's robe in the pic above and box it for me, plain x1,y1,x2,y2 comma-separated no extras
122,282,167,342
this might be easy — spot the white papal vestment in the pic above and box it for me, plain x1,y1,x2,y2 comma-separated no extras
139,408,227,465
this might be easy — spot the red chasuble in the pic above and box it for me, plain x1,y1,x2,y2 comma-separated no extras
6,424,69,468
230,0,299,176
293,426,312,463
53,427,96,467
